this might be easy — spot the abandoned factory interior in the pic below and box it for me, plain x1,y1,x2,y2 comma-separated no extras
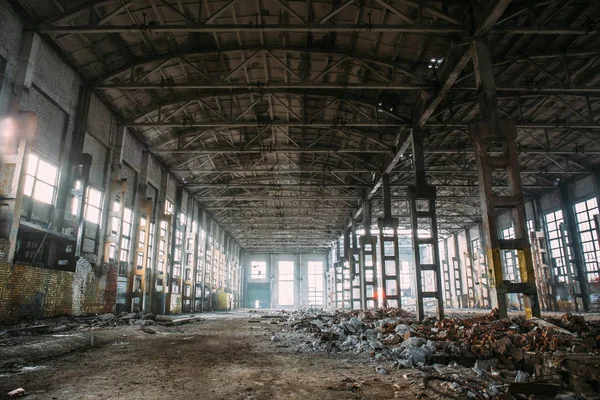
2,0,600,398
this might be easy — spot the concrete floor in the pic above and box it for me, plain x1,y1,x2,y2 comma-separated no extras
0,312,422,399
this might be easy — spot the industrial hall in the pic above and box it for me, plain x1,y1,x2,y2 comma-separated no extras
0,0,599,398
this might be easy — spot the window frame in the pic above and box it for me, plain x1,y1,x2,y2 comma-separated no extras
83,186,103,224
24,152,59,205
119,206,134,263
250,261,267,280
307,261,324,306
574,197,600,283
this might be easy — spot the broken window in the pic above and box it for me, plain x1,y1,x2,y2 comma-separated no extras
574,198,600,282
164,199,173,215
250,261,267,279
545,210,570,282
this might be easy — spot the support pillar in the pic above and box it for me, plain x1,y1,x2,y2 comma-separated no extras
167,185,184,313
342,228,351,308
334,234,342,308
359,195,377,309
1,32,40,263
408,130,444,321
154,172,172,315
452,233,464,307
377,174,401,308
0,115,35,263
441,238,452,306
464,229,477,308
200,211,210,312
470,37,540,319
350,218,361,309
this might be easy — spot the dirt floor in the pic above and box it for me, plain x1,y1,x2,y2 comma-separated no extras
0,312,424,399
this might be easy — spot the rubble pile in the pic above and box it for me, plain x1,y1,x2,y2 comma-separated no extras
286,308,600,398
0,312,205,344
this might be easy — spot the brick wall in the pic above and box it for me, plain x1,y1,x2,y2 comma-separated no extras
0,259,118,324
0,1,23,116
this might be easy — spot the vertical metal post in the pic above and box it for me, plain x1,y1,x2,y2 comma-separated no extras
470,37,541,320
464,229,477,308
441,238,452,306
452,233,464,308
377,174,401,308
408,129,444,321
342,228,351,308
334,233,342,308
349,218,360,309
359,194,377,308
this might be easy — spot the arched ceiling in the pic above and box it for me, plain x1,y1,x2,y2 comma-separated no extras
13,0,600,252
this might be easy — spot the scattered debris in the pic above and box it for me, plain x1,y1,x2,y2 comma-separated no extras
285,308,600,398
375,366,387,375
141,326,157,335
0,312,206,346
155,315,205,327
7,388,25,398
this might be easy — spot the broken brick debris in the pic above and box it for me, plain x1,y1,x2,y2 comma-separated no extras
284,308,600,399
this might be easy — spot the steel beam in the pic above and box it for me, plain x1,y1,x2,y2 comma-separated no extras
126,120,600,130
40,24,467,34
350,0,513,226
130,120,406,128
39,24,597,36
101,82,430,91
173,168,378,174
470,37,541,320
155,148,392,154
377,174,402,308
408,130,444,321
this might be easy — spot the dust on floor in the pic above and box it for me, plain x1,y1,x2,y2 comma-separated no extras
0,312,422,399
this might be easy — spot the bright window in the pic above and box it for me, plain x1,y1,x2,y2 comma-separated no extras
574,198,600,282
250,261,267,279
120,207,133,262
165,200,173,215
160,220,167,237
84,187,103,224
307,261,324,305
278,261,295,306
545,210,570,282
24,153,58,205
501,227,518,281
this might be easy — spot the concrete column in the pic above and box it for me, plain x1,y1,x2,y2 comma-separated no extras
0,114,35,263
8,32,41,113
1,32,40,262
201,210,210,312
